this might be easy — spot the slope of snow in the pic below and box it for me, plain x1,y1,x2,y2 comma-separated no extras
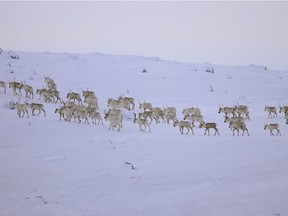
0,51,287,216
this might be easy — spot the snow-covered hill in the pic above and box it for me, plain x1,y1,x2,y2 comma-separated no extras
0,50,287,216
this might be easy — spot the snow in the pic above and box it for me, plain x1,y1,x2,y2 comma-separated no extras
0,50,288,216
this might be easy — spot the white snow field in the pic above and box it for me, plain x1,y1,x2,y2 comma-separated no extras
0,50,288,216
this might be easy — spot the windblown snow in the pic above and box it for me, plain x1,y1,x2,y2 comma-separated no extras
0,50,287,216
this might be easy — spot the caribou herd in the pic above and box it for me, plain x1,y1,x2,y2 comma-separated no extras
1,76,287,136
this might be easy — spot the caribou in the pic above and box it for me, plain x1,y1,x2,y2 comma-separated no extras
264,106,277,119
104,109,123,131
279,105,288,115
133,113,151,132
82,89,96,100
182,107,201,118
138,110,154,125
165,112,178,125
55,104,76,121
218,106,236,118
71,108,89,124
21,82,34,99
10,98,29,118
139,102,153,111
9,81,23,96
36,88,61,103
0,81,6,93
44,76,57,90
164,107,176,115
48,89,61,103
264,124,281,136
42,90,56,103
84,94,98,109
25,102,46,117
234,105,250,120
164,107,177,124
118,95,135,110
89,110,103,125
229,121,250,136
151,107,165,124
173,120,194,135
67,92,82,105
224,116,245,129
184,114,204,127
199,122,220,136
36,88,46,99
108,98,130,110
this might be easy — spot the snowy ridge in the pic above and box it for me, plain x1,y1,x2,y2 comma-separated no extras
0,50,288,216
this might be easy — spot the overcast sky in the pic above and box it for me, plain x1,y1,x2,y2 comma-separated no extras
1,1,288,70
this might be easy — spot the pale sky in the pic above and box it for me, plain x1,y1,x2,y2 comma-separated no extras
1,1,288,70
